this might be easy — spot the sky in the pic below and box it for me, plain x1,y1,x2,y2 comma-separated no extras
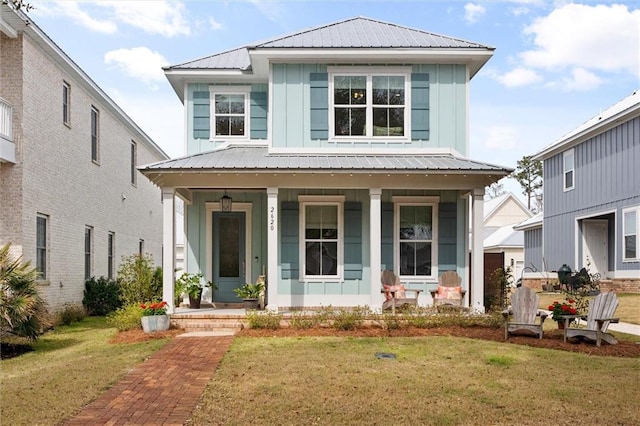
22,0,640,201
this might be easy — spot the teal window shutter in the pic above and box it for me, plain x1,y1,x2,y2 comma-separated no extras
310,73,328,140
438,203,457,271
381,202,394,271
193,91,210,139
344,202,362,279
411,73,430,140
250,91,268,139
280,202,299,279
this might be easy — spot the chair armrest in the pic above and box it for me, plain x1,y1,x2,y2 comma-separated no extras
405,289,423,295
537,311,548,320
594,317,619,324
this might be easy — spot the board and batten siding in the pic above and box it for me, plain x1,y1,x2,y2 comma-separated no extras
523,227,543,273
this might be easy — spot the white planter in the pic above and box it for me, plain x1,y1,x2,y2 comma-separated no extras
141,315,170,333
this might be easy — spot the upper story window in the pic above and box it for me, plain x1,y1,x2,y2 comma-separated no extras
394,197,439,280
329,67,410,140
210,86,250,138
91,106,100,163
563,149,574,191
130,140,137,186
108,232,115,279
63,81,71,126
36,214,48,280
85,225,93,280
623,207,639,261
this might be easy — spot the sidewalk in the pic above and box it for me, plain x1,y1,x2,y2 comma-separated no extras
64,333,234,426
608,321,640,336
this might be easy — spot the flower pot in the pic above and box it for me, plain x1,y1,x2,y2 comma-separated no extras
242,298,259,310
141,315,170,333
557,321,565,330
189,288,203,309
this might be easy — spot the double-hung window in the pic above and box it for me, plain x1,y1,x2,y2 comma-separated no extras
36,214,48,280
394,197,438,280
130,140,137,186
90,106,99,162
299,196,344,280
623,207,639,261
329,67,410,140
210,86,250,138
84,226,93,280
563,149,574,191
108,232,115,279
63,81,71,126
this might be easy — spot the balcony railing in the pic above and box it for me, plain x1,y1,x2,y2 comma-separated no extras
0,97,15,163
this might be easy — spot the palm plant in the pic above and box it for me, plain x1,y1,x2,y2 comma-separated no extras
0,243,49,341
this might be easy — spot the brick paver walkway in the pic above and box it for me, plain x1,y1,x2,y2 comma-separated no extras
64,335,234,426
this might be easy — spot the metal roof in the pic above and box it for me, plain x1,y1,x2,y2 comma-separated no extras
141,145,511,174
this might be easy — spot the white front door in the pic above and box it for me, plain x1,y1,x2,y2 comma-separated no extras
582,220,608,276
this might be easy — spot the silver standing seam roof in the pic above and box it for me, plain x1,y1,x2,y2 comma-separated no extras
141,145,511,174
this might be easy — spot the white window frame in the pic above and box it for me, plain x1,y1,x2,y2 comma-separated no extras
298,195,345,282
90,106,99,164
328,66,411,142
107,232,115,279
130,140,137,186
209,86,251,140
393,196,439,281
84,226,93,280
563,149,575,191
36,214,48,281
622,206,639,262
63,81,71,126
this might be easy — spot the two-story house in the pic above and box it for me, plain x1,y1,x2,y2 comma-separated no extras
524,91,640,293
0,4,169,311
141,17,512,312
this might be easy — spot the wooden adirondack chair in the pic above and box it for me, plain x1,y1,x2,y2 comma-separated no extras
381,270,422,314
561,292,619,347
430,271,466,309
502,287,547,339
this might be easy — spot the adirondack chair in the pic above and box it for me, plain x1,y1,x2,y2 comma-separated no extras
430,271,466,309
561,292,619,347
381,270,422,314
502,287,547,339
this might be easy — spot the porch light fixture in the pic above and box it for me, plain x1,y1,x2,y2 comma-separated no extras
220,191,232,212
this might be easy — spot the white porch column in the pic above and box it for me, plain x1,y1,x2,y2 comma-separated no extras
162,187,176,313
370,188,382,310
266,187,279,311
471,187,485,312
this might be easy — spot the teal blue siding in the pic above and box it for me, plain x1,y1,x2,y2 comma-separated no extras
381,202,394,270
411,73,430,140
344,202,362,279
193,91,210,140
438,202,457,271
280,201,299,279
310,72,329,140
250,91,268,139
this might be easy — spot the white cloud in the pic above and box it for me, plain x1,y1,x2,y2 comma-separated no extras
493,67,543,87
520,4,640,76
45,1,117,34
483,126,519,150
104,47,169,87
249,0,284,23
509,6,530,17
464,3,486,24
209,17,223,31
558,68,604,92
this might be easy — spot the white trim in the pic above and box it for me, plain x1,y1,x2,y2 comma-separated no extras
391,196,440,204
266,188,279,310
161,188,176,312
267,147,463,156
609,270,640,279
370,188,382,309
563,149,575,192
209,86,251,141
622,205,640,262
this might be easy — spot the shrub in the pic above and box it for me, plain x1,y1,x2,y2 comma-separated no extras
82,276,122,316
290,311,320,329
117,254,160,305
330,306,370,331
57,304,87,325
106,304,143,332
246,310,282,330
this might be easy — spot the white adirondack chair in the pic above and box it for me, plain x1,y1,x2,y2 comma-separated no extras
562,292,619,347
502,286,547,339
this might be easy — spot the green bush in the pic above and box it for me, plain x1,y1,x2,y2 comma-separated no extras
106,304,143,332
82,276,122,315
289,311,320,329
330,306,370,331
117,254,161,305
57,304,87,325
246,310,282,330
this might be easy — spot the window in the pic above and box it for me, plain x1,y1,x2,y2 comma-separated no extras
394,198,439,279
299,196,344,280
329,68,409,139
138,239,144,256
63,81,70,125
130,141,137,185
36,214,48,280
210,87,250,138
84,226,93,279
563,149,574,191
623,207,639,261
108,232,115,279
91,106,99,162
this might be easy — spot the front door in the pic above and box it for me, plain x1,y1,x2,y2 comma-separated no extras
582,220,608,276
213,212,246,303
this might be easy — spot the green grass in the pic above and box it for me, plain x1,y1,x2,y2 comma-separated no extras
0,317,173,426
538,292,640,325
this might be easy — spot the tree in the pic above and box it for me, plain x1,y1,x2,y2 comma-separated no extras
511,155,543,211
485,181,506,199
5,0,34,12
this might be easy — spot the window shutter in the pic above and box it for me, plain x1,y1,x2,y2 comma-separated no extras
344,202,362,279
381,202,394,271
310,73,329,140
411,73,430,140
250,91,268,139
280,202,299,279
438,202,457,271
193,91,210,139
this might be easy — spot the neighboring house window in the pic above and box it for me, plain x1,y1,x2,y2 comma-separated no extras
138,239,144,255
394,198,439,279
329,67,409,139
130,140,137,185
299,196,344,280
210,86,250,138
63,81,70,126
84,226,93,280
623,207,639,261
563,149,574,191
36,214,48,280
91,106,99,162
107,232,115,279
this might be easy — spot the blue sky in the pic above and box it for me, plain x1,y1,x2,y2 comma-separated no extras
25,0,640,199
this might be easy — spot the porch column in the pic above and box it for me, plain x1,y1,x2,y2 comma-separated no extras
471,188,485,312
266,187,279,311
162,187,176,314
370,188,382,310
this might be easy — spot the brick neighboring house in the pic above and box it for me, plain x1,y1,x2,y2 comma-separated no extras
0,4,169,311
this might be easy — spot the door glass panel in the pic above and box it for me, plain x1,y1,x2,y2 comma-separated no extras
219,216,240,277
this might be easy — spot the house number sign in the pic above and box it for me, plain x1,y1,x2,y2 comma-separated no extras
269,206,276,231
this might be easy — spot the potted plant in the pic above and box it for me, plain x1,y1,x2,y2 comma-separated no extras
139,301,170,333
548,298,577,329
233,281,265,310
175,272,213,309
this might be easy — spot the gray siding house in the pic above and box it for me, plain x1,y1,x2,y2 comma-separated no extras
528,91,639,293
